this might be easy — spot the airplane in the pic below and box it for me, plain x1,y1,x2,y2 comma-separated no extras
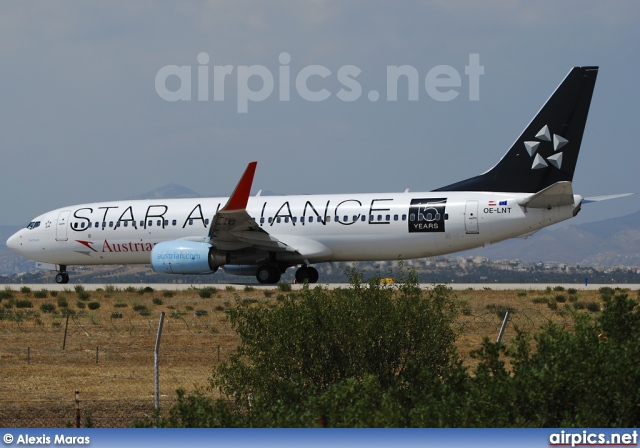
5,66,630,285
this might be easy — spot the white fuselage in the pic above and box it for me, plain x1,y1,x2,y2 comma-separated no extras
6,190,581,267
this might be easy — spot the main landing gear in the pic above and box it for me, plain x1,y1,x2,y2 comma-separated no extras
255,264,319,285
55,266,70,284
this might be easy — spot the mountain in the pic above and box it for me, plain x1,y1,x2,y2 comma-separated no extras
125,183,202,200
460,209,640,266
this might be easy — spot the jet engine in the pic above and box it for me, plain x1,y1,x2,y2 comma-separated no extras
151,240,229,275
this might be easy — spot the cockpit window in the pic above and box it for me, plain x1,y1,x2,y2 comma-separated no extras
26,221,41,230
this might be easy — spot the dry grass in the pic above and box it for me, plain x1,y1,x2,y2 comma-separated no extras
0,284,613,427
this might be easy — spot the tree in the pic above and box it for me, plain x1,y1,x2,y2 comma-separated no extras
210,268,461,427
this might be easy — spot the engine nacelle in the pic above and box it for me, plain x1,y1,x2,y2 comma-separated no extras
151,240,229,275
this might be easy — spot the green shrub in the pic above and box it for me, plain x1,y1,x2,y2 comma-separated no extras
162,290,176,298
124,286,137,293
34,289,48,298
186,305,194,311
553,286,565,291
195,309,208,316
114,303,128,308
555,294,566,303
74,285,85,293
57,297,68,307
517,291,527,297
16,299,33,308
139,309,151,316
77,291,91,301
143,286,154,293
152,297,163,305
277,281,292,292
263,290,273,298
244,286,256,292
104,285,118,293
133,304,147,312
0,288,14,301
110,312,123,319
586,302,600,312
198,287,218,299
547,300,558,310
40,302,56,313
50,290,58,297
567,288,578,295
88,302,101,310
214,305,225,312
225,286,235,291
76,301,86,309
20,286,32,294
531,297,548,304
61,308,76,316
573,301,586,310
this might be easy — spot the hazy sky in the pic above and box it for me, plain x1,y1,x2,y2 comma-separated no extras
1,1,639,226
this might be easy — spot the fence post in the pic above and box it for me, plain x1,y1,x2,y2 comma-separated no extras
75,389,81,428
496,310,510,343
154,312,165,422
96,347,99,364
63,314,70,350
217,345,220,362
27,347,30,365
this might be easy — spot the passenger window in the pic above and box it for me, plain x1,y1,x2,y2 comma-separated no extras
385,215,390,221
361,215,366,222
157,220,162,226
268,217,273,224
402,214,407,221
172,220,177,226
292,217,297,223
260,217,265,224
205,219,209,225
284,217,289,223
309,216,314,223
123,222,128,227
276,217,281,224
377,215,382,221
410,214,415,222
73,223,78,229
394,215,398,221
148,220,153,227
109,222,114,227
164,220,168,226
326,216,331,223
189,219,193,226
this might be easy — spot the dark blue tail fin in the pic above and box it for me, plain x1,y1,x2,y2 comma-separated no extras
434,66,598,193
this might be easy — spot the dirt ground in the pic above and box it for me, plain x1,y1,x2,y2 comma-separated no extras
0,284,618,427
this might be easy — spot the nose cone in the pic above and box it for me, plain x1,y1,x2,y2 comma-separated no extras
6,230,23,255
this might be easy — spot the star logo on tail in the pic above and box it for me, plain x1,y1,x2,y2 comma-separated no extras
524,124,568,170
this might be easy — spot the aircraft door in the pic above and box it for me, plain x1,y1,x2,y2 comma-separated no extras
55,210,71,241
465,201,479,234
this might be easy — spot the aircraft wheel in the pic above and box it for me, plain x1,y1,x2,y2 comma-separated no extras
256,265,280,284
295,266,319,284
55,273,69,284
307,266,319,283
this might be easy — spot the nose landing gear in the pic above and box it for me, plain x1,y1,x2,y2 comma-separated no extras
55,266,70,284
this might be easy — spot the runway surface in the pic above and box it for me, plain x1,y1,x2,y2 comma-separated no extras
3,283,639,291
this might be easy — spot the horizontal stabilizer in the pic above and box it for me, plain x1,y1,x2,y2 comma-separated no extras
583,192,634,204
518,181,575,209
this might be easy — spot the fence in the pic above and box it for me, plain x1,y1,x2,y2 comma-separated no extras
0,307,574,427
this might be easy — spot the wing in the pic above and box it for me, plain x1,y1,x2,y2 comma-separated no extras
207,162,297,253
